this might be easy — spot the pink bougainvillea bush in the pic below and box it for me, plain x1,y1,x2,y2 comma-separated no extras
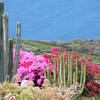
13,48,54,85
13,47,100,96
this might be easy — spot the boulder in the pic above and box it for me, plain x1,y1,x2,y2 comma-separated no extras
20,80,34,88
14,44,40,52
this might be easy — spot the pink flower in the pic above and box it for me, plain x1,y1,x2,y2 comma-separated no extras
62,49,67,52
51,47,59,52
92,64,100,70
65,54,68,60
88,58,92,61
4,94,10,100
46,58,51,63
93,86,97,91
83,62,89,67
9,96,16,100
43,54,48,58
37,79,42,85
87,82,92,87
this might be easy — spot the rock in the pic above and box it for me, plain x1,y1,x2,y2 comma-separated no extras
20,80,34,88
14,44,40,52
41,87,62,100
63,93,70,100
42,79,51,88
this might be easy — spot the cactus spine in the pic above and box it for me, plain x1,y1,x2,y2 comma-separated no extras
13,22,21,75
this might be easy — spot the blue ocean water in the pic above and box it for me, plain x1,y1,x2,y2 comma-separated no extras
2,0,100,41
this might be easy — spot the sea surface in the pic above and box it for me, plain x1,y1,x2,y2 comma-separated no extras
2,0,100,41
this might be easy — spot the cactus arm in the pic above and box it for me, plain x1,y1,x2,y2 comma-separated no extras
13,22,21,75
81,65,86,92
64,61,67,88
53,58,56,84
44,64,47,79
59,56,63,86
72,65,86,100
2,14,9,81
47,61,52,83
67,52,70,87
73,72,76,84
80,64,84,88
57,58,60,86
75,58,79,83
8,39,13,81
0,1,4,82
70,55,73,86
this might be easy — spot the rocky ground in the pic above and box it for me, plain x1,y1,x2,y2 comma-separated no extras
31,39,100,56
14,38,100,56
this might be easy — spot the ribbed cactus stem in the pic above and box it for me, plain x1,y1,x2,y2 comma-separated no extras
47,61,50,79
80,64,84,87
47,61,52,83
44,64,47,79
70,55,73,86
13,22,21,75
73,72,76,84
67,52,70,87
81,65,86,92
53,58,56,84
72,65,86,100
0,2,4,82
76,58,79,83
2,13,9,81
64,62,66,88
8,39,13,81
57,58,60,86
62,53,65,86
59,56,63,86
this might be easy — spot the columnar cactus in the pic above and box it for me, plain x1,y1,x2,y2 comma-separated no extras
0,2,21,82
13,22,21,75
44,51,86,99
75,58,79,84
53,58,56,84
0,1,4,82
44,64,47,79
8,39,13,81
47,61,52,83
2,14,9,80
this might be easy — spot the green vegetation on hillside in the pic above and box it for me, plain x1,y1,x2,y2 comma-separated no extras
21,40,64,50
10,38,100,64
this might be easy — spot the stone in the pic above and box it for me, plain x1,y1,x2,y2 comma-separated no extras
42,79,51,88
20,80,34,88
63,93,71,100
14,44,40,52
